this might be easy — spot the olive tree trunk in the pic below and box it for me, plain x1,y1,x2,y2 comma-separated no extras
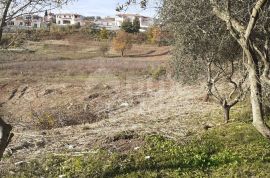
244,47,270,138
0,118,13,160
223,106,230,124
249,67,270,137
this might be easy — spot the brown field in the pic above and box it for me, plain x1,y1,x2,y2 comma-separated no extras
0,37,223,169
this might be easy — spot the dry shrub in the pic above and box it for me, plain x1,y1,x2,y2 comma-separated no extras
31,106,107,130
132,33,147,44
0,34,24,47
148,66,167,80
99,43,110,56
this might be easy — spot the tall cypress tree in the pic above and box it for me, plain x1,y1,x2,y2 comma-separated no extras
132,17,140,33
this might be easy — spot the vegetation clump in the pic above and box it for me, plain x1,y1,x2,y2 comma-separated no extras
121,17,140,33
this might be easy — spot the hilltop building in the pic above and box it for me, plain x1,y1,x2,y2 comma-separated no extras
115,14,154,29
5,13,154,31
56,13,84,26
93,14,154,31
44,12,56,24
7,15,43,29
94,17,119,30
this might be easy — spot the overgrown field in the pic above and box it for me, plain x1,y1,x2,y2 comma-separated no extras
1,35,270,178
3,121,270,178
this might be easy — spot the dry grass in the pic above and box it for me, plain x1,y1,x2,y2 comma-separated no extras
0,37,206,171
0,35,170,61
0,58,164,80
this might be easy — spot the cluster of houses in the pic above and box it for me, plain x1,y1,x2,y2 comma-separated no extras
6,12,154,32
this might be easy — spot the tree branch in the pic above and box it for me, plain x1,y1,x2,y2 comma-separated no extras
210,0,245,36
245,0,268,40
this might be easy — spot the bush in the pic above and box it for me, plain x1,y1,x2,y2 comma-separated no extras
99,43,110,56
80,24,100,39
31,112,56,130
149,66,167,80
0,36,13,47
132,33,147,44
99,28,109,39
31,107,106,130
0,34,25,48
147,26,174,46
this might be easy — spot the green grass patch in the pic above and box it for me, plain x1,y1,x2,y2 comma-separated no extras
5,122,270,178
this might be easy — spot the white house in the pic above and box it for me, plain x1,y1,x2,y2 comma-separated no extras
115,14,154,29
94,17,119,30
56,13,84,26
27,15,43,28
44,12,56,24
7,15,43,29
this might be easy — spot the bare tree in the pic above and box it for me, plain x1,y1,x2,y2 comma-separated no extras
206,57,248,123
0,0,72,42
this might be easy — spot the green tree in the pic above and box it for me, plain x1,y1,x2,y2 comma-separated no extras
132,17,140,33
99,28,109,39
121,20,134,33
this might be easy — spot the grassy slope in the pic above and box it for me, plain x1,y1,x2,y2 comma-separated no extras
4,120,270,178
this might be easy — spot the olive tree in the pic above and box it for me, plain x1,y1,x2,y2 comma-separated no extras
162,0,247,123
120,0,270,137
208,0,270,137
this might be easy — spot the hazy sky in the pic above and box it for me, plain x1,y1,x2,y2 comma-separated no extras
52,0,158,17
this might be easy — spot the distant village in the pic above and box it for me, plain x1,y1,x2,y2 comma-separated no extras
6,12,154,32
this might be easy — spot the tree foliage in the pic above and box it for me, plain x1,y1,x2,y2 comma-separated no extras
161,0,246,122
159,0,270,137
133,17,140,33
99,28,109,39
147,25,162,44
121,20,134,33
121,17,141,33
209,0,270,137
112,30,132,57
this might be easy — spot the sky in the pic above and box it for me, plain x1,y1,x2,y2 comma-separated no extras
52,0,158,18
